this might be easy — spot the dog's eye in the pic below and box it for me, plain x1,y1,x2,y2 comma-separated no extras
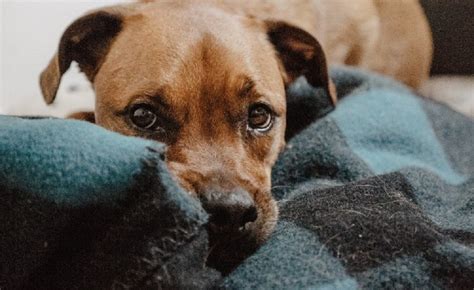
248,104,273,132
130,105,158,130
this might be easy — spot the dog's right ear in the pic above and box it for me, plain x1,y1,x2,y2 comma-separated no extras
40,9,126,105
264,21,337,140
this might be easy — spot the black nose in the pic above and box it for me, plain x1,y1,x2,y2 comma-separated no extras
202,189,258,229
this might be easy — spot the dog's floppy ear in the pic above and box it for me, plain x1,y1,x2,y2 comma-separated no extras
265,21,337,139
39,9,125,105
68,111,96,123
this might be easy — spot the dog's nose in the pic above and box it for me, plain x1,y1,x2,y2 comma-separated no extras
201,189,258,229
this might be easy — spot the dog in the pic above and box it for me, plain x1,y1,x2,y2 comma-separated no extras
39,0,432,272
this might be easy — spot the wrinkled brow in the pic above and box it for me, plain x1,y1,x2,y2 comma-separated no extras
141,87,171,109
238,77,257,99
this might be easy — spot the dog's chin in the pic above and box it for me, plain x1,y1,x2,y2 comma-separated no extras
205,196,278,274
205,213,278,274
205,223,260,275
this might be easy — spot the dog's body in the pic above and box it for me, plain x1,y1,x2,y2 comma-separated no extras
197,0,433,88
40,0,432,272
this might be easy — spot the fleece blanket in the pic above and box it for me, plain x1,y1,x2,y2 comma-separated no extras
1,67,473,289
0,117,220,288
223,68,474,289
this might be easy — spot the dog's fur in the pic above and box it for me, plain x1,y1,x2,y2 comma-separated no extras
39,0,432,272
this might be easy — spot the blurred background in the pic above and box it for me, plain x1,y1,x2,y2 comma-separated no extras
1,0,473,117
1,1,131,117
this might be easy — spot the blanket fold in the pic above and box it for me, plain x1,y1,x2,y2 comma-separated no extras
0,117,220,289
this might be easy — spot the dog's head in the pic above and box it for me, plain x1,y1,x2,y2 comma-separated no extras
40,2,336,272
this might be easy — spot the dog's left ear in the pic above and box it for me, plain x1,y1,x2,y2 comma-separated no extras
68,111,96,123
265,21,337,139
39,6,133,105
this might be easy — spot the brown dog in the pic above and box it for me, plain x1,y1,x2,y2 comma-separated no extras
39,0,432,272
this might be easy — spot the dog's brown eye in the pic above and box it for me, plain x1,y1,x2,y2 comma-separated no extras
130,105,158,129
248,104,273,132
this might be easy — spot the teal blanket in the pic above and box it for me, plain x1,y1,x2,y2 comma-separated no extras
0,117,219,288
1,67,473,289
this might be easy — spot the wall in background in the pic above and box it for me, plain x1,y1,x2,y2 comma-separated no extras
1,1,129,117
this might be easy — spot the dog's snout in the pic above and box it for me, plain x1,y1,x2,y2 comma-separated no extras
202,189,258,229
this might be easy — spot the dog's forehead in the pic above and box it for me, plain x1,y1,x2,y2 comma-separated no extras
103,3,257,78
94,4,285,111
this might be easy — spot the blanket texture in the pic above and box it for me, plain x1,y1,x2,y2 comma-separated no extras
1,67,473,289
0,117,220,289
223,68,474,289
